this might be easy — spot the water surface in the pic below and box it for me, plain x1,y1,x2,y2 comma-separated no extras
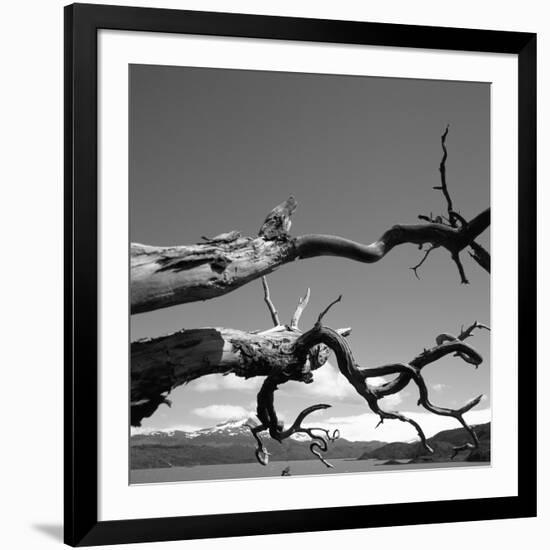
130,458,488,484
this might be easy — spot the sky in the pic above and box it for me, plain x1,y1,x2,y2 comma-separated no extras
129,64,491,442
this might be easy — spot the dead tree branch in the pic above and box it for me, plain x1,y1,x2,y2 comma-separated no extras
131,286,349,426
410,245,436,279
131,324,345,426
261,276,280,327
130,129,491,465
248,376,339,468
131,199,490,313
244,297,488,466
317,294,343,324
434,124,456,225
290,287,310,329
131,289,488,465
458,320,490,341
469,241,491,272
413,125,490,281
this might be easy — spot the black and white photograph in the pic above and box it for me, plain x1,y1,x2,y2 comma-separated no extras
1,0,544,547
129,65,491,484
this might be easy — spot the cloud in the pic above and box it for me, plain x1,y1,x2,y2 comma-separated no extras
377,392,403,409
366,376,391,388
302,408,492,442
365,376,403,409
188,367,403,412
276,364,404,412
432,383,449,392
190,374,262,393
192,404,250,420
280,362,374,402
305,363,358,399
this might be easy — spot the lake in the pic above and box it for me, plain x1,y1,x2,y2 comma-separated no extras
130,458,489,484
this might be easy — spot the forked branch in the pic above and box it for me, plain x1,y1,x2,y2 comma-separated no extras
246,296,489,466
290,288,311,329
413,125,491,281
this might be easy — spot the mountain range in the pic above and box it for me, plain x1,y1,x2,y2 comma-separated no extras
131,418,490,469
131,418,385,468
358,422,490,463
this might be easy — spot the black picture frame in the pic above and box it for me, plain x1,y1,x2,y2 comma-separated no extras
64,3,537,546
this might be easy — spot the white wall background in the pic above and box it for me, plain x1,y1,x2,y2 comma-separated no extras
0,0,546,548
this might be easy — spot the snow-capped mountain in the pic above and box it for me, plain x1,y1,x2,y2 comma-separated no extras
193,418,254,437
132,418,321,443
130,417,385,469
131,418,259,446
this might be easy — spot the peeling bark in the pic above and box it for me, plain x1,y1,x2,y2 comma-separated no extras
130,324,351,426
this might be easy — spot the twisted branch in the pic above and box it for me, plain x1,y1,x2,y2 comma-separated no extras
433,124,456,226
248,297,488,465
131,204,489,313
247,370,340,467
364,362,483,457
294,208,489,263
